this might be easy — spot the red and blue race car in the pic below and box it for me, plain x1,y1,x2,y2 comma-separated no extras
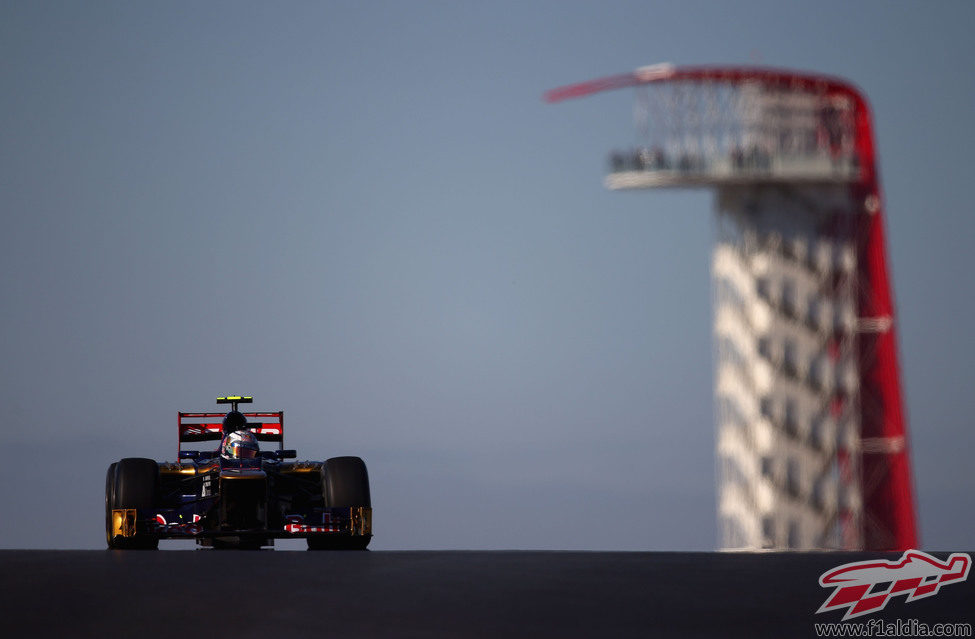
105,396,372,550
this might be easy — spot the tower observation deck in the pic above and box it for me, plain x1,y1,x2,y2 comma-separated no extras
546,65,917,551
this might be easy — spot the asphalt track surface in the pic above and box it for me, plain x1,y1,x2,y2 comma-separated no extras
2,550,972,638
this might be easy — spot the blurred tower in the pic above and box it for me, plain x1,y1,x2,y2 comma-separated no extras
546,65,917,550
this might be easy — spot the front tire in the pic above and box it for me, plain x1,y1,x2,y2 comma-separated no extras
106,458,159,550
104,462,118,547
308,456,371,550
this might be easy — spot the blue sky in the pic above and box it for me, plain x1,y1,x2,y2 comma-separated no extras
1,1,973,550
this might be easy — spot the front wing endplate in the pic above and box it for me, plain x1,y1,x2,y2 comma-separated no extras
112,509,137,538
351,506,372,536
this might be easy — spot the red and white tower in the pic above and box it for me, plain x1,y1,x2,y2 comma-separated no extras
546,65,918,551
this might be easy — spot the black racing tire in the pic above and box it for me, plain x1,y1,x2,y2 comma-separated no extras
106,458,159,550
324,456,371,509
104,462,117,547
308,456,371,550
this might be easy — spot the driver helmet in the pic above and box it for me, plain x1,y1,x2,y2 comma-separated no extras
221,430,260,460
221,410,248,435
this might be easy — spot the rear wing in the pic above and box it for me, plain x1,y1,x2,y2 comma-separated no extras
178,411,284,457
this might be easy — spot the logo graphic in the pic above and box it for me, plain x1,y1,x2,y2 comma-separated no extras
817,550,970,620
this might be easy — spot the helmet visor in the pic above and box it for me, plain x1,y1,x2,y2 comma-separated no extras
237,445,259,459
224,438,260,459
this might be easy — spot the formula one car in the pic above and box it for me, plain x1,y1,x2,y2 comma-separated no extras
105,396,372,550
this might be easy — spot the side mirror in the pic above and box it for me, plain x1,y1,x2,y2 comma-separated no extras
179,450,200,460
